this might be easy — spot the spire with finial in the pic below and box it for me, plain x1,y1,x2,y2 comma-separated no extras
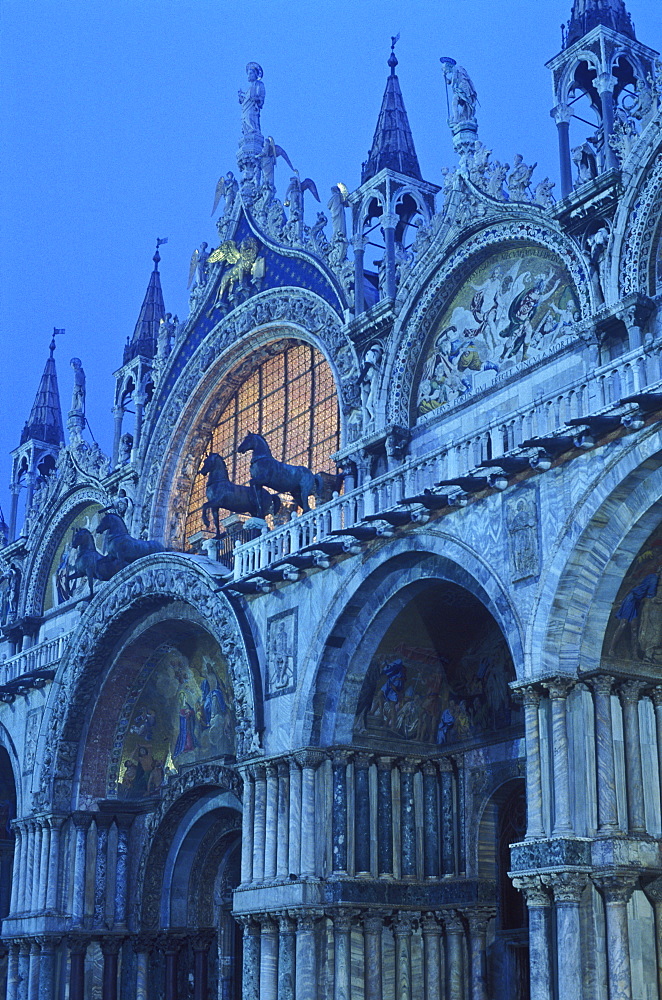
362,35,422,184
123,239,167,364
21,331,65,447
565,0,635,48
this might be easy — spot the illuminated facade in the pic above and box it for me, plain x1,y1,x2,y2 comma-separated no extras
1,2,662,998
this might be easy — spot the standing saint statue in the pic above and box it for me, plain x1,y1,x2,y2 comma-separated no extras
238,62,265,137
328,183,349,238
70,358,86,415
441,60,478,124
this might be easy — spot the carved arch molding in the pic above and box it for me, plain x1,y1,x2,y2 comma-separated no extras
387,222,591,428
138,289,360,543
619,148,662,297
36,554,262,812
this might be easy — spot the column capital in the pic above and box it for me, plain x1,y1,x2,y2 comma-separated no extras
99,934,125,956
363,913,384,935
34,935,61,952
590,674,615,697
437,756,454,773
591,871,638,904
94,812,115,832
650,686,662,708
398,757,420,773
295,910,322,932
45,813,66,832
354,752,372,770
518,684,544,707
551,103,572,125
421,759,438,777
294,749,325,770
466,906,495,931
156,931,186,955
351,235,366,254
642,875,662,904
380,212,399,230
442,910,465,933
376,755,394,771
265,761,278,779
235,914,260,934
510,875,551,907
275,912,295,934
541,871,588,903
191,929,215,952
277,760,290,779
67,934,92,956
331,749,353,766
542,676,574,699
72,811,94,832
131,934,157,955
420,911,442,935
619,679,646,705
331,909,356,933
250,762,266,781
392,911,419,935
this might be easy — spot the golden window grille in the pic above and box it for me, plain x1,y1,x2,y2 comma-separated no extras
185,342,340,544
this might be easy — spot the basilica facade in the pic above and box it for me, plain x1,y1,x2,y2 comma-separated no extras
1,1,662,998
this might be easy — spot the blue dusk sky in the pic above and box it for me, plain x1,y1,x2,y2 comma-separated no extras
1,0,659,517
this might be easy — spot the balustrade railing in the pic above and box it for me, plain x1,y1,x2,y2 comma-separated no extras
0,632,71,687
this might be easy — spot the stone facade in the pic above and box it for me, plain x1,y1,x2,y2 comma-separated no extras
1,4,662,998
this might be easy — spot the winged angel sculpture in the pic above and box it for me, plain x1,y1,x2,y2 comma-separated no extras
208,237,265,303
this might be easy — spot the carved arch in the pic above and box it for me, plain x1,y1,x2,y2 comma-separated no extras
615,141,662,297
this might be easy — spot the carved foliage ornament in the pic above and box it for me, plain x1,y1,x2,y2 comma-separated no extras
619,150,662,297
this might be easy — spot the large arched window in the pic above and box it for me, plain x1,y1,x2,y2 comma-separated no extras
185,340,340,542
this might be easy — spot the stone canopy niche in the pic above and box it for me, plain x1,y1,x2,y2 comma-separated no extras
354,582,519,747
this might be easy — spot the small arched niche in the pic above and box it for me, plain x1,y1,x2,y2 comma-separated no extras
353,581,520,748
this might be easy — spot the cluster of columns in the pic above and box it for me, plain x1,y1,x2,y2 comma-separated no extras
520,675,662,841
238,906,494,1000
8,815,63,917
240,749,464,884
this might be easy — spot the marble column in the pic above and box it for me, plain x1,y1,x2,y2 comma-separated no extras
619,681,646,834
6,941,19,1000
543,678,574,835
276,762,291,877
642,876,662,1000
113,816,131,927
298,752,323,878
399,760,418,878
192,931,214,1000
9,823,23,915
455,755,467,875
37,822,50,911
30,821,43,913
651,688,662,825
511,876,552,1000
101,936,123,1000
94,815,113,928
445,912,465,1000
27,941,39,1000
239,917,260,1000
521,686,545,838
264,764,279,879
468,909,493,1000
260,918,278,1000
377,757,394,877
240,766,255,883
288,758,302,877
354,755,371,876
363,914,383,1000
439,759,455,876
132,937,152,1000
252,764,267,881
277,914,295,1000
295,912,318,1000
593,873,636,1000
544,872,587,1000
381,212,398,300
394,913,416,1000
591,676,619,832
17,940,30,1000
332,751,350,874
71,813,92,925
45,815,63,912
162,935,181,1000
333,911,352,1000
218,911,236,1000
422,762,440,878
421,912,442,1000
552,104,573,197
352,236,366,316
37,937,58,1000
68,936,88,1000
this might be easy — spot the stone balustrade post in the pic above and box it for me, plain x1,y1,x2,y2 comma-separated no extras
591,676,619,832
393,912,417,1000
521,686,546,838
376,757,394,877
100,936,123,1000
543,872,587,1000
619,681,646,834
399,760,418,878
332,751,350,875
260,917,278,1000
439,758,455,876
421,912,442,1000
593,873,636,1000
468,908,493,1000
333,910,353,1000
295,911,319,1000
363,913,383,1000
288,758,302,876
276,762,291,877
252,765,267,881
354,755,371,876
277,914,295,1000
67,936,89,1000
422,762,440,878
444,912,465,1000
94,815,113,928
240,765,254,884
238,917,260,1000
511,876,552,1000
264,764,279,879
71,813,92,925
543,678,574,835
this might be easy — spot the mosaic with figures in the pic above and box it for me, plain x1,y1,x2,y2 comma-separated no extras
416,245,580,417
108,638,235,799
604,522,662,665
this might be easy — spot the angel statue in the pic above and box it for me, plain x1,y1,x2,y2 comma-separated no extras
211,171,238,217
284,173,320,222
187,242,211,288
238,62,265,137
260,136,293,190
328,183,350,238
441,59,478,124
208,237,264,302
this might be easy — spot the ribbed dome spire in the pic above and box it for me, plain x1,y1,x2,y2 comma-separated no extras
565,0,635,47
362,40,422,184
124,243,166,364
21,335,64,447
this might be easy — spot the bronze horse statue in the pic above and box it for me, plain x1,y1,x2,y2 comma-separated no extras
96,512,164,564
200,452,280,538
70,527,123,598
238,433,323,513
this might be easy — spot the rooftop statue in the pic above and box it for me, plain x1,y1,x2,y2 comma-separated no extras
284,173,320,222
211,171,238,217
507,154,537,201
260,136,293,191
188,244,211,289
70,358,86,414
328,183,350,238
441,59,478,124
238,61,265,137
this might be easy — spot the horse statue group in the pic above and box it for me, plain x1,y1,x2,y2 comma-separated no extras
69,512,164,598
201,433,340,539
